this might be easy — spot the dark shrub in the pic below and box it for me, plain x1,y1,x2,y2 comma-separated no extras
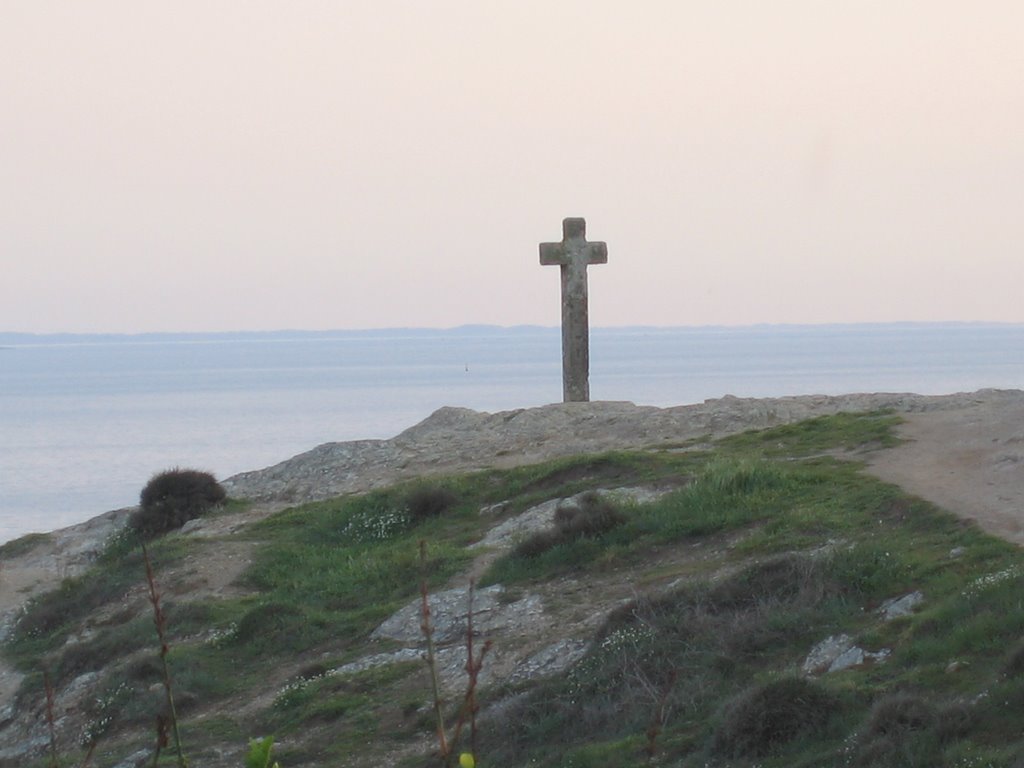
125,656,163,683
1004,638,1024,678
850,693,942,767
514,492,627,559
713,677,839,758
709,554,831,611
130,468,226,540
513,529,562,559
861,693,935,738
553,492,626,538
405,486,458,522
936,700,975,741
229,601,311,653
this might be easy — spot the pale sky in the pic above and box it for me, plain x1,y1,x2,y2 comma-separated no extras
2,1,1022,333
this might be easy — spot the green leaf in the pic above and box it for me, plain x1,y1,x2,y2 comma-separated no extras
245,736,277,768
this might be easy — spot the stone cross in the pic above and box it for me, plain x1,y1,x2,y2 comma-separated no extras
539,217,607,402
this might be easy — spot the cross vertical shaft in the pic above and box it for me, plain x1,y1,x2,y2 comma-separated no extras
539,217,608,402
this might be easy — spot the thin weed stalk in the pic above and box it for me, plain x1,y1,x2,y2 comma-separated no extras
419,540,450,760
142,543,188,768
450,580,491,763
77,740,97,768
418,545,491,767
43,668,100,768
44,670,58,768
644,668,677,759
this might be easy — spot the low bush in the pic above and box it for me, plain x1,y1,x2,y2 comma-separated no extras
709,553,832,611
712,677,839,758
231,602,308,651
861,693,936,738
405,486,458,522
554,492,625,538
130,468,226,540
849,693,943,767
1004,638,1024,678
513,493,625,559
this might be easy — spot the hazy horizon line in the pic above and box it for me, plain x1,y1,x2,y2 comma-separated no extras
4,319,1024,344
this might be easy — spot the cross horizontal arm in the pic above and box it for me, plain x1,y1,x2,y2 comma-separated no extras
539,217,608,267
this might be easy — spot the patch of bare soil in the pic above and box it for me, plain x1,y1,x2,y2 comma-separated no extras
865,398,1024,544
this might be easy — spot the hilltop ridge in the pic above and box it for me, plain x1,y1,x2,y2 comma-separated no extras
222,389,1019,505
2,388,1023,766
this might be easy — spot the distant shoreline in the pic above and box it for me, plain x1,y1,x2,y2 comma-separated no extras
3,320,1024,347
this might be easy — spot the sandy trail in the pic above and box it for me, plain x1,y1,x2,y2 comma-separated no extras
866,399,1024,543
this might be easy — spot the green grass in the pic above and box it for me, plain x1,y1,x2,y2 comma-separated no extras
9,410,1024,767
717,409,903,456
5,535,193,667
0,531,52,560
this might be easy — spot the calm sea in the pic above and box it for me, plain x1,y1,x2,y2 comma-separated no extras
1,323,1022,544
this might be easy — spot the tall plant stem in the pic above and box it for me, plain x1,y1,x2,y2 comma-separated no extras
44,670,58,768
448,580,491,764
142,543,188,768
419,540,450,760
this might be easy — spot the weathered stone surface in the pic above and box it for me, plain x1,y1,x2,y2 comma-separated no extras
829,645,865,672
472,486,672,550
330,648,425,677
834,647,892,672
111,749,152,768
509,638,589,684
473,497,562,550
803,634,854,674
372,585,542,644
222,391,1015,505
879,591,924,620
539,217,608,402
803,634,891,674
0,731,49,762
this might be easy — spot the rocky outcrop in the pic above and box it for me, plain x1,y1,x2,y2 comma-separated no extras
222,390,1022,504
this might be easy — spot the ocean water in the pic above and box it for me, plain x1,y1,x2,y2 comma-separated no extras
1,323,1022,544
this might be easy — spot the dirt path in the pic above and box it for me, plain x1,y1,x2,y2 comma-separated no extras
865,399,1024,544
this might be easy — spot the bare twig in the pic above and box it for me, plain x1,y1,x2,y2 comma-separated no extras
449,580,491,762
142,543,188,768
419,540,450,760
44,670,58,768
643,668,678,759
77,739,97,768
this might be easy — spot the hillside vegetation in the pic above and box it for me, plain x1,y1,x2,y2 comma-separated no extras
5,411,1024,767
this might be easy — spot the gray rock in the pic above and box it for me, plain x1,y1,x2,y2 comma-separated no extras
0,731,49,761
829,645,865,672
510,639,589,684
223,393,1001,504
804,634,890,674
831,647,891,672
803,634,854,674
879,591,924,620
111,748,152,768
372,585,542,644
329,648,425,677
472,486,671,551
479,501,511,516
473,498,562,550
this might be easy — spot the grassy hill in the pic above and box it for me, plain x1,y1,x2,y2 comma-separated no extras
4,411,1024,767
